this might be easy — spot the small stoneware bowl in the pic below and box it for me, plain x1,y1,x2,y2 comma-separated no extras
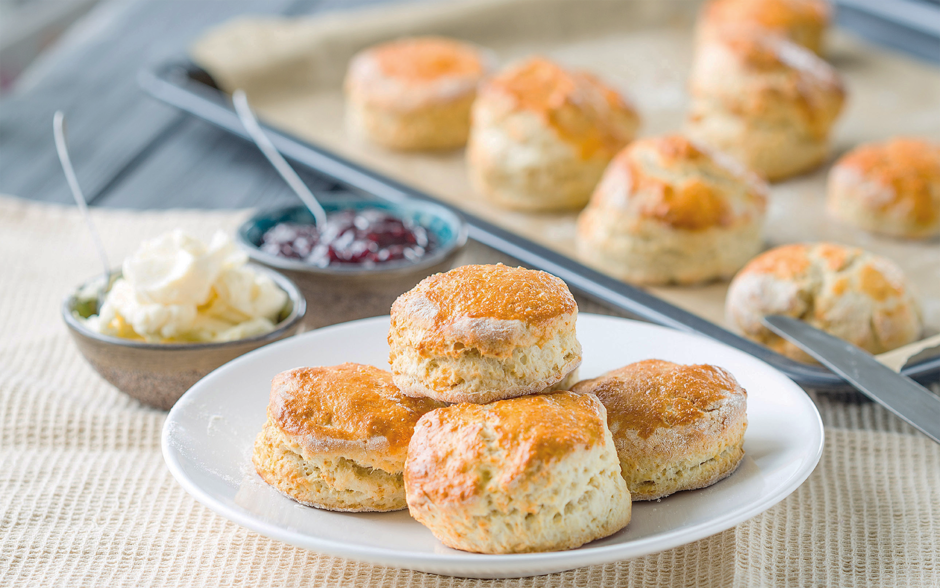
237,196,468,329
62,265,305,410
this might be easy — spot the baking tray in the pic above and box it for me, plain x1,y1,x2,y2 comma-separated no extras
138,0,940,389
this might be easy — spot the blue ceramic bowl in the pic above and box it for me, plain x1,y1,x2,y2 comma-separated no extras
237,195,467,329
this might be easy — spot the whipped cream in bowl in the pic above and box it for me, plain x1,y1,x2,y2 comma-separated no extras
63,229,305,410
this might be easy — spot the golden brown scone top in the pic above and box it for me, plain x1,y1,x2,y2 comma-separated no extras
700,0,831,39
405,392,606,504
585,135,768,230
369,37,486,81
390,264,577,355
345,36,491,112
573,359,745,439
269,363,443,454
478,56,639,159
832,138,940,227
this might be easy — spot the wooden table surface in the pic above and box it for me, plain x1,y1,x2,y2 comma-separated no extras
1,0,936,214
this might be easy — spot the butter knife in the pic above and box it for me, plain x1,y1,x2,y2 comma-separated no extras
763,315,940,445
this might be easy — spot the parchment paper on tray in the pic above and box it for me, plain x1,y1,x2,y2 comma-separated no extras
191,0,940,340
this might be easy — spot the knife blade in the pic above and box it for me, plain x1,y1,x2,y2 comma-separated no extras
763,315,940,445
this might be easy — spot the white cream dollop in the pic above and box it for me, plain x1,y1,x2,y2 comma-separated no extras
88,230,288,343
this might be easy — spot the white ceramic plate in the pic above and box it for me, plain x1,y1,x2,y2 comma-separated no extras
163,314,823,579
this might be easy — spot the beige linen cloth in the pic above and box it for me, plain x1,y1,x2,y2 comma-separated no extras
1,195,939,587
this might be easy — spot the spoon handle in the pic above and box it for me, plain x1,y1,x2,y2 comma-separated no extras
53,111,111,285
232,90,329,228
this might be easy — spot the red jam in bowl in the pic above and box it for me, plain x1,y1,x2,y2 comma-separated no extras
259,209,434,267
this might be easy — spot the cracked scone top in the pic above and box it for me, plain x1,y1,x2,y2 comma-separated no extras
726,243,922,362
388,264,582,404
253,363,443,512
404,391,632,553
573,359,747,501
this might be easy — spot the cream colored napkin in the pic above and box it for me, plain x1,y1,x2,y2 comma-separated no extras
1,196,938,587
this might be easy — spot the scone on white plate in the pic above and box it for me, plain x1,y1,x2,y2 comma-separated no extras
252,363,443,512
576,134,768,285
388,263,582,404
574,359,747,501
404,391,632,553
467,56,640,211
686,28,845,181
726,243,923,362
697,0,832,55
827,137,940,239
345,36,494,150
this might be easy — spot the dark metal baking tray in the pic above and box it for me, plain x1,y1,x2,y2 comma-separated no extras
138,61,940,390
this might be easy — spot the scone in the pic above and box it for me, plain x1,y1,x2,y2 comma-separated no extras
686,28,845,181
466,56,640,211
573,360,747,501
827,137,940,239
698,0,832,55
576,135,768,285
404,391,631,553
726,243,923,362
345,36,493,150
252,363,443,512
388,263,582,404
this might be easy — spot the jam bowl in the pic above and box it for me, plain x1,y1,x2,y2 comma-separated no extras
62,265,305,410
237,195,468,329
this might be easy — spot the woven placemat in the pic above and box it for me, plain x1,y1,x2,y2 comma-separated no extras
1,196,938,587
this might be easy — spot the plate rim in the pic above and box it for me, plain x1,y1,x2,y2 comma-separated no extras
162,314,825,576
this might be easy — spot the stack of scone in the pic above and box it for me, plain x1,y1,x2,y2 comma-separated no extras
253,264,751,554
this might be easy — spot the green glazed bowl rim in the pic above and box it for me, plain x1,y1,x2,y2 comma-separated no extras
61,263,306,351
236,197,468,276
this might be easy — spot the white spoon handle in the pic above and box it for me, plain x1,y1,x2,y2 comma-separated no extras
232,90,329,228
54,111,111,286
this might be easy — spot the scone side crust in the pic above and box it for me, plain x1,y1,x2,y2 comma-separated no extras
253,416,408,512
269,363,442,463
465,111,616,210
627,439,746,501
390,310,581,403
576,208,764,285
392,353,582,405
